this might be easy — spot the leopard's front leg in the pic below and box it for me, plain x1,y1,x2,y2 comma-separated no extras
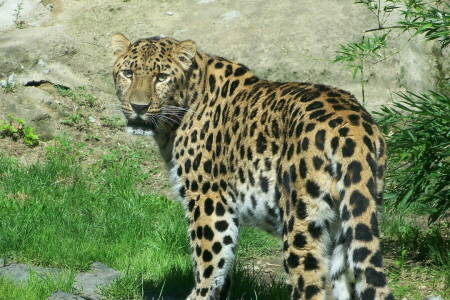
185,191,239,300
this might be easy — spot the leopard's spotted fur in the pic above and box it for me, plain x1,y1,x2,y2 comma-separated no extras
111,33,393,300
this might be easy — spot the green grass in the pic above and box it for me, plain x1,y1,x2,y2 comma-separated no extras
0,270,75,300
0,138,447,299
381,206,449,299
0,138,287,299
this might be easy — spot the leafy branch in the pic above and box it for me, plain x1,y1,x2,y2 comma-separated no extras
399,3,450,48
0,115,40,147
375,92,450,223
334,33,389,104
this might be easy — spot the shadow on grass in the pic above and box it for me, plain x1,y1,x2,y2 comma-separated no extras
143,266,192,300
143,265,289,300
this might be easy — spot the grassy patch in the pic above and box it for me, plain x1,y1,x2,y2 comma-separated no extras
381,207,449,299
387,264,449,300
239,227,281,258
55,86,97,107
0,270,75,300
0,138,286,299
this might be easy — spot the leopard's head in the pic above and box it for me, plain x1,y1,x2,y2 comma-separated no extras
111,33,197,135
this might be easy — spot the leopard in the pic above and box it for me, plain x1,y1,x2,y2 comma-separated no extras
111,33,393,300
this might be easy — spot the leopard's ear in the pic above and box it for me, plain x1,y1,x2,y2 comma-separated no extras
111,33,131,57
172,40,197,69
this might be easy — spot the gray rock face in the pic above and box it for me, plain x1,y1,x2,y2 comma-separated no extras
0,262,63,284
0,264,31,283
72,262,121,300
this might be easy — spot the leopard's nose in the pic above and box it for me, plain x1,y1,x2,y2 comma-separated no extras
130,103,150,115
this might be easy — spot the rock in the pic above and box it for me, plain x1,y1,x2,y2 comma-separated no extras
221,10,242,21
47,291,85,300
38,59,46,67
197,0,215,3
20,61,89,88
72,262,121,300
166,11,174,16
88,116,96,123
0,264,32,283
10,86,58,141
0,263,63,285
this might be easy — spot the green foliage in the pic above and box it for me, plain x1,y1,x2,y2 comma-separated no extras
55,85,97,107
375,92,450,223
387,264,449,300
334,33,388,80
383,214,449,265
355,0,449,47
334,32,389,90
355,0,402,28
0,115,39,146
399,1,450,48
335,0,449,100
334,33,388,103
60,113,83,126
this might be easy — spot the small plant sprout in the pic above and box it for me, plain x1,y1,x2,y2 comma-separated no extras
334,33,388,104
13,2,25,29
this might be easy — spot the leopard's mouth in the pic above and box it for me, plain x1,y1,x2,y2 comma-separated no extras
125,119,155,136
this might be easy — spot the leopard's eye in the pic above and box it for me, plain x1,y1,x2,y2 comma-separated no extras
156,73,169,82
122,70,133,79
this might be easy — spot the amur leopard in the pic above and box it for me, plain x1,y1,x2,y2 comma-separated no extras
111,33,393,300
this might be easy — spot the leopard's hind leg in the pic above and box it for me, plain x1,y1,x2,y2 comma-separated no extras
330,132,393,300
280,149,337,300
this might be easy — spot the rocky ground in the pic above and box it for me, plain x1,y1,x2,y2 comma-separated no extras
0,259,122,300
0,0,448,299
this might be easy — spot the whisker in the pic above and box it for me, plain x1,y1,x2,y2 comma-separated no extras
160,115,180,125
158,115,177,129
164,106,201,119
160,112,184,122
150,116,158,129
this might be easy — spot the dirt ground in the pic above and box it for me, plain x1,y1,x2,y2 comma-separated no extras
1,0,447,164
0,0,448,297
